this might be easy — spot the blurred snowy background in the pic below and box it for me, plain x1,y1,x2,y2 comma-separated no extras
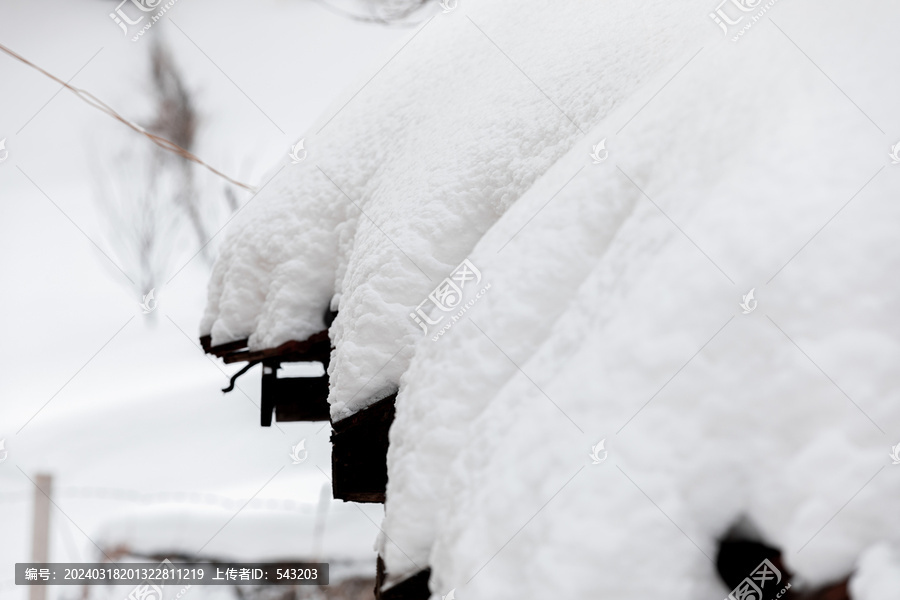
0,1,425,598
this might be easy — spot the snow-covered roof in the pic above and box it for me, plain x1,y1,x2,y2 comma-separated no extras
381,11,900,600
202,0,900,597
200,0,707,421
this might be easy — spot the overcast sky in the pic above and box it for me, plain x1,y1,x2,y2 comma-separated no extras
0,1,411,595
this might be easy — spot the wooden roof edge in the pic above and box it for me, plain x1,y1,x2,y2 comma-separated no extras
200,335,250,356
205,330,332,364
376,556,431,600
331,393,397,435
201,308,336,361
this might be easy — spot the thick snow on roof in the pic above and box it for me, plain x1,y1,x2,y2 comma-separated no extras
379,6,900,600
201,0,900,597
851,543,900,600
200,0,708,420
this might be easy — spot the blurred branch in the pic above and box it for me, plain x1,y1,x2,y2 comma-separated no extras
90,37,243,299
91,143,178,303
147,39,209,257
0,42,254,191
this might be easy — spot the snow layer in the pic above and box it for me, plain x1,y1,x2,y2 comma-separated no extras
379,2,900,598
201,0,900,596
850,543,900,600
201,0,709,420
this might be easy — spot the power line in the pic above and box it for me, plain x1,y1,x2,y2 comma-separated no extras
1,42,256,192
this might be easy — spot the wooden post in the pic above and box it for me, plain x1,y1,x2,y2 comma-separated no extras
30,474,52,600
331,394,396,503
311,482,331,559
375,556,431,600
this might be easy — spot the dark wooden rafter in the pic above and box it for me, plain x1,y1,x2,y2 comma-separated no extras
331,394,397,503
200,310,337,426
201,330,332,365
375,556,431,600
203,309,409,594
200,335,248,356
717,539,851,600
222,360,261,393
259,362,331,426
224,332,332,364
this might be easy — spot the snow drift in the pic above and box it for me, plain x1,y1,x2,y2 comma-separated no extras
200,0,708,420
202,0,900,598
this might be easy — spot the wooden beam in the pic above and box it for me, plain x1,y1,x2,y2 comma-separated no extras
200,335,249,356
259,367,331,425
717,539,849,600
222,332,331,365
29,474,52,600
331,394,396,503
375,556,431,600
201,307,336,362
201,328,334,427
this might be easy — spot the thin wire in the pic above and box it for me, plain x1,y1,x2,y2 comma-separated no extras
0,42,256,192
